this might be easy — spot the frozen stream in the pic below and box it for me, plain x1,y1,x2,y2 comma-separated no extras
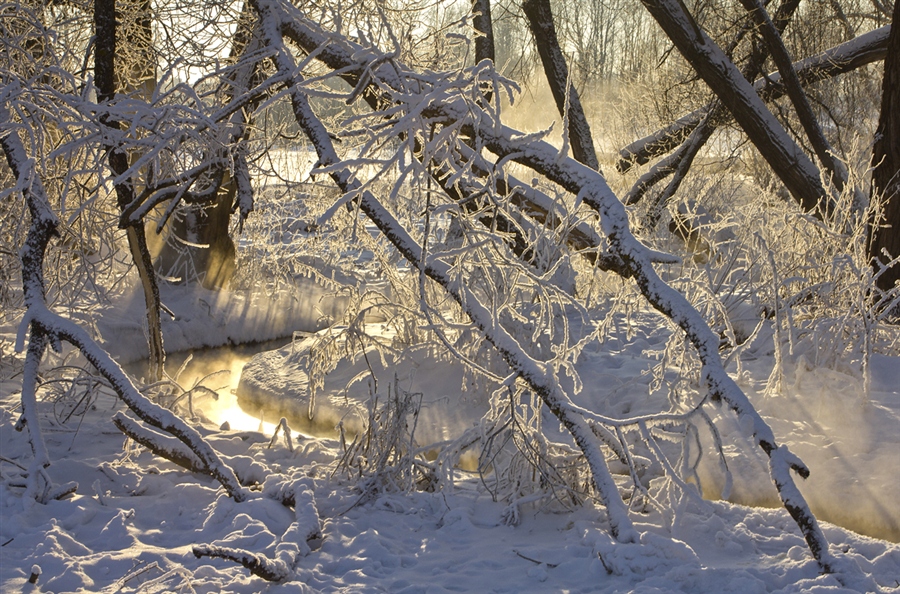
125,338,296,435
125,331,900,543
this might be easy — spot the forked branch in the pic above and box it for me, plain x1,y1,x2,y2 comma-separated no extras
257,1,837,571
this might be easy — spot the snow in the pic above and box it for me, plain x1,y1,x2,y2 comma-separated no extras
4,291,898,592
3,5,899,591
2,380,899,592
89,279,349,366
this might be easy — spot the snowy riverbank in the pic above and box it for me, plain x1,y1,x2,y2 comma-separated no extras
2,285,899,592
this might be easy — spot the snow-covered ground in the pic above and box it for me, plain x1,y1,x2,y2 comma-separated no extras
2,284,899,593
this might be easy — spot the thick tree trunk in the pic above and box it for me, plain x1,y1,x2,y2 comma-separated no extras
522,0,600,171
870,1,900,292
162,182,237,290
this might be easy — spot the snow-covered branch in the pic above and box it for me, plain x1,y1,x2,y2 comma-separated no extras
254,0,640,542
1,104,251,504
253,0,837,570
192,545,292,581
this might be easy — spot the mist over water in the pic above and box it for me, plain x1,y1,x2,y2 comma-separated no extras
125,339,293,434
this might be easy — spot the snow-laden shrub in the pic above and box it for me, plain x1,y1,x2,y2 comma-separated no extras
334,378,437,498
652,153,900,399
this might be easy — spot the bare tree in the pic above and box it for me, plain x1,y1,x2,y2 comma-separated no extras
637,0,830,213
259,0,836,572
7,0,886,583
617,25,891,172
870,0,900,293
522,0,599,170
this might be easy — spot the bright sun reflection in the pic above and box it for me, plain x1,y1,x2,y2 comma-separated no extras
151,341,289,436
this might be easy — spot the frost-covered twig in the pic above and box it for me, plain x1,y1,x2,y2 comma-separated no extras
192,545,291,581
275,7,680,274
268,417,295,451
1,104,250,504
254,0,637,542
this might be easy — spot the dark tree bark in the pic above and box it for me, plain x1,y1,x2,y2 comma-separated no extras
633,0,813,230
638,0,829,214
472,0,495,64
738,0,850,194
870,0,900,292
617,24,891,173
628,0,802,213
95,0,165,381
522,0,600,171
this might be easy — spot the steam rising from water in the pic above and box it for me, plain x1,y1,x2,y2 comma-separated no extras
132,341,294,435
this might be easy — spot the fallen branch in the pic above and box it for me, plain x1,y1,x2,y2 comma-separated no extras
194,479,321,581
192,545,291,582
113,413,208,475
259,0,636,543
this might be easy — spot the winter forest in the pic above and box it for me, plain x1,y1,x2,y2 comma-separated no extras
1,0,900,591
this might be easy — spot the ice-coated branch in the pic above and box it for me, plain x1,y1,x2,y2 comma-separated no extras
3,101,67,505
268,417,295,451
253,0,638,542
471,119,836,571
192,545,291,582
271,5,670,272
42,307,251,501
277,480,321,558
455,143,680,270
253,0,833,568
617,25,891,173
1,104,250,504
19,332,51,503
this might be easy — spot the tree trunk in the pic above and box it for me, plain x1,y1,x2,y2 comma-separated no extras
522,0,600,171
472,0,495,64
638,0,831,213
738,0,850,195
95,0,165,381
870,0,900,292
